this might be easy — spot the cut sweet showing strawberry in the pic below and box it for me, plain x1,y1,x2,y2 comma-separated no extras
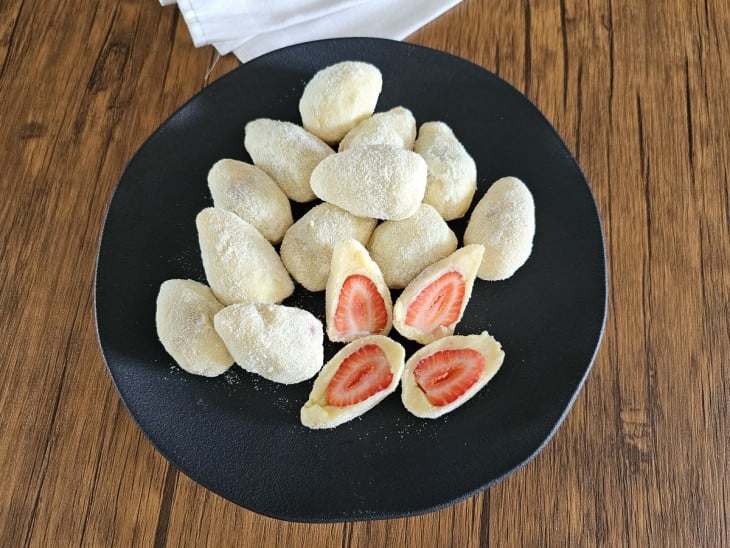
327,344,393,407
405,271,465,332
333,274,389,339
413,349,485,406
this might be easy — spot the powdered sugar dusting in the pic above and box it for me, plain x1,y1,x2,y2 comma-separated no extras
244,119,334,203
213,303,324,385
310,144,427,220
414,121,478,221
299,61,382,143
196,208,294,305
368,203,458,289
464,176,535,280
280,203,376,291
338,106,417,151
223,368,242,386
208,159,293,243
155,279,233,376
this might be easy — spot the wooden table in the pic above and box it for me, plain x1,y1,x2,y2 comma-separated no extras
2,0,728,545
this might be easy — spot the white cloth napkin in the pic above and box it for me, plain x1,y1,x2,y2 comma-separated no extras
160,0,462,62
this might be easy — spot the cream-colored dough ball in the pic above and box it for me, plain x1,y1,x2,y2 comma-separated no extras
464,176,535,280
279,203,377,292
368,203,458,289
299,61,383,144
207,159,293,244
244,118,334,203
214,303,323,384
196,207,294,305
338,106,416,151
414,121,477,221
155,279,233,377
310,144,427,221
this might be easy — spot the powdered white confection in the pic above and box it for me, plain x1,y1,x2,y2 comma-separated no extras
310,144,427,221
325,239,392,343
414,121,478,221
280,203,376,292
214,303,324,385
401,332,505,419
207,159,293,244
299,61,383,144
368,203,458,289
464,176,535,280
300,335,405,429
338,106,416,152
196,207,294,305
244,118,334,203
156,279,233,377
393,244,484,344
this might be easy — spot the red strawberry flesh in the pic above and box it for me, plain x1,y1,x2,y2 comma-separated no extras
326,344,393,407
334,274,388,339
413,349,485,406
405,271,465,332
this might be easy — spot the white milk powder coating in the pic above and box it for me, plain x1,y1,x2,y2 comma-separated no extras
414,121,478,221
155,279,233,377
463,176,536,280
299,61,382,144
207,159,293,244
368,203,458,289
280,203,376,292
310,144,427,221
338,106,416,152
244,118,334,203
196,207,294,305
214,303,324,384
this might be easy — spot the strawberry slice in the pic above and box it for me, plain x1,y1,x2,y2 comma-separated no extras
333,274,389,339
405,271,465,332
327,344,393,407
413,349,485,406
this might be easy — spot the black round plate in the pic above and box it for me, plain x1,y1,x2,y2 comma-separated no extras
95,38,606,522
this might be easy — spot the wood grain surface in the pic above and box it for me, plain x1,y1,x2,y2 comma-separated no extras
1,0,728,545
